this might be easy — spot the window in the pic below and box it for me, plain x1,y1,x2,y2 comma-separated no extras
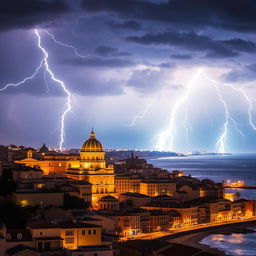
66,231,74,236
17,233,22,240
40,232,43,236
6,233,11,239
38,242,43,251
88,230,92,235
82,230,85,235
93,229,96,234
65,237,74,244
45,241,51,250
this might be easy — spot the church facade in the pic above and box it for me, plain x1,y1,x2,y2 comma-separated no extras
16,130,116,208
66,130,116,207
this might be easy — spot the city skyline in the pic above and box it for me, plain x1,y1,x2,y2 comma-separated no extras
1,0,256,153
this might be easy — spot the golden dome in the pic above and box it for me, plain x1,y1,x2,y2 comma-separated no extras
81,130,103,152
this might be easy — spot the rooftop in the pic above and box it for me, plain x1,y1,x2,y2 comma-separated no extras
121,192,150,198
6,245,39,256
28,219,102,229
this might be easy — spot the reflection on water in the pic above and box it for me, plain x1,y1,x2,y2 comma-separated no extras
210,233,244,244
233,249,246,255
227,234,244,244
201,230,256,256
211,234,225,242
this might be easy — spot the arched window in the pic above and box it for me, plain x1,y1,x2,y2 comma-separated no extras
17,233,22,240
6,233,11,239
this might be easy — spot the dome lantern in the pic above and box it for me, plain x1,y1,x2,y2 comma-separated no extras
81,130,103,152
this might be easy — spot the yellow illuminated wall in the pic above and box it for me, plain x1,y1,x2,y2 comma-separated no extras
140,182,176,197
61,227,102,250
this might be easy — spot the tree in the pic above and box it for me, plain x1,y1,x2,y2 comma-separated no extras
0,201,28,228
0,179,16,195
63,194,90,210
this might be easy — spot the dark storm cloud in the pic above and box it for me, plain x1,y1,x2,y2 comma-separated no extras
0,0,71,31
158,62,174,68
95,46,118,56
63,57,135,68
221,39,256,53
95,46,132,57
0,69,124,97
221,70,256,83
221,63,256,82
247,63,256,72
127,32,238,58
114,52,132,57
81,0,256,32
126,67,175,93
72,78,124,96
171,54,192,60
106,20,142,30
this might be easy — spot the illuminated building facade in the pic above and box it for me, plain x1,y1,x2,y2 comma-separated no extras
66,130,116,208
115,174,141,194
16,130,116,208
117,214,141,236
15,150,80,175
149,211,169,232
140,180,176,197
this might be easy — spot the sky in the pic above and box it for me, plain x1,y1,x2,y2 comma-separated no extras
0,0,256,153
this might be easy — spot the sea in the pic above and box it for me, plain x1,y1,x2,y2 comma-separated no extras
148,154,256,256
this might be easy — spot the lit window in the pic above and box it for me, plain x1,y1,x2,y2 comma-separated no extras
66,231,74,236
37,184,44,189
65,237,74,244
20,200,28,207
6,234,11,239
17,233,22,240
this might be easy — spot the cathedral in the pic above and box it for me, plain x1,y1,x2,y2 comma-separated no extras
66,130,116,206
16,130,116,208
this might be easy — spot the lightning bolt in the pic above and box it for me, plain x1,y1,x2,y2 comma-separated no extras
128,65,167,127
0,29,72,151
45,30,89,58
35,29,72,151
206,75,245,153
155,69,253,153
156,68,203,151
0,60,44,92
129,98,157,126
204,74,256,131
44,69,50,94
182,105,191,149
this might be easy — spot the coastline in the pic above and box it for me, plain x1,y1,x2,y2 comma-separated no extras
167,223,256,256
169,231,229,255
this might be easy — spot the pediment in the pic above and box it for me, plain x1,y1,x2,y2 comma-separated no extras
88,168,113,174
16,158,39,163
